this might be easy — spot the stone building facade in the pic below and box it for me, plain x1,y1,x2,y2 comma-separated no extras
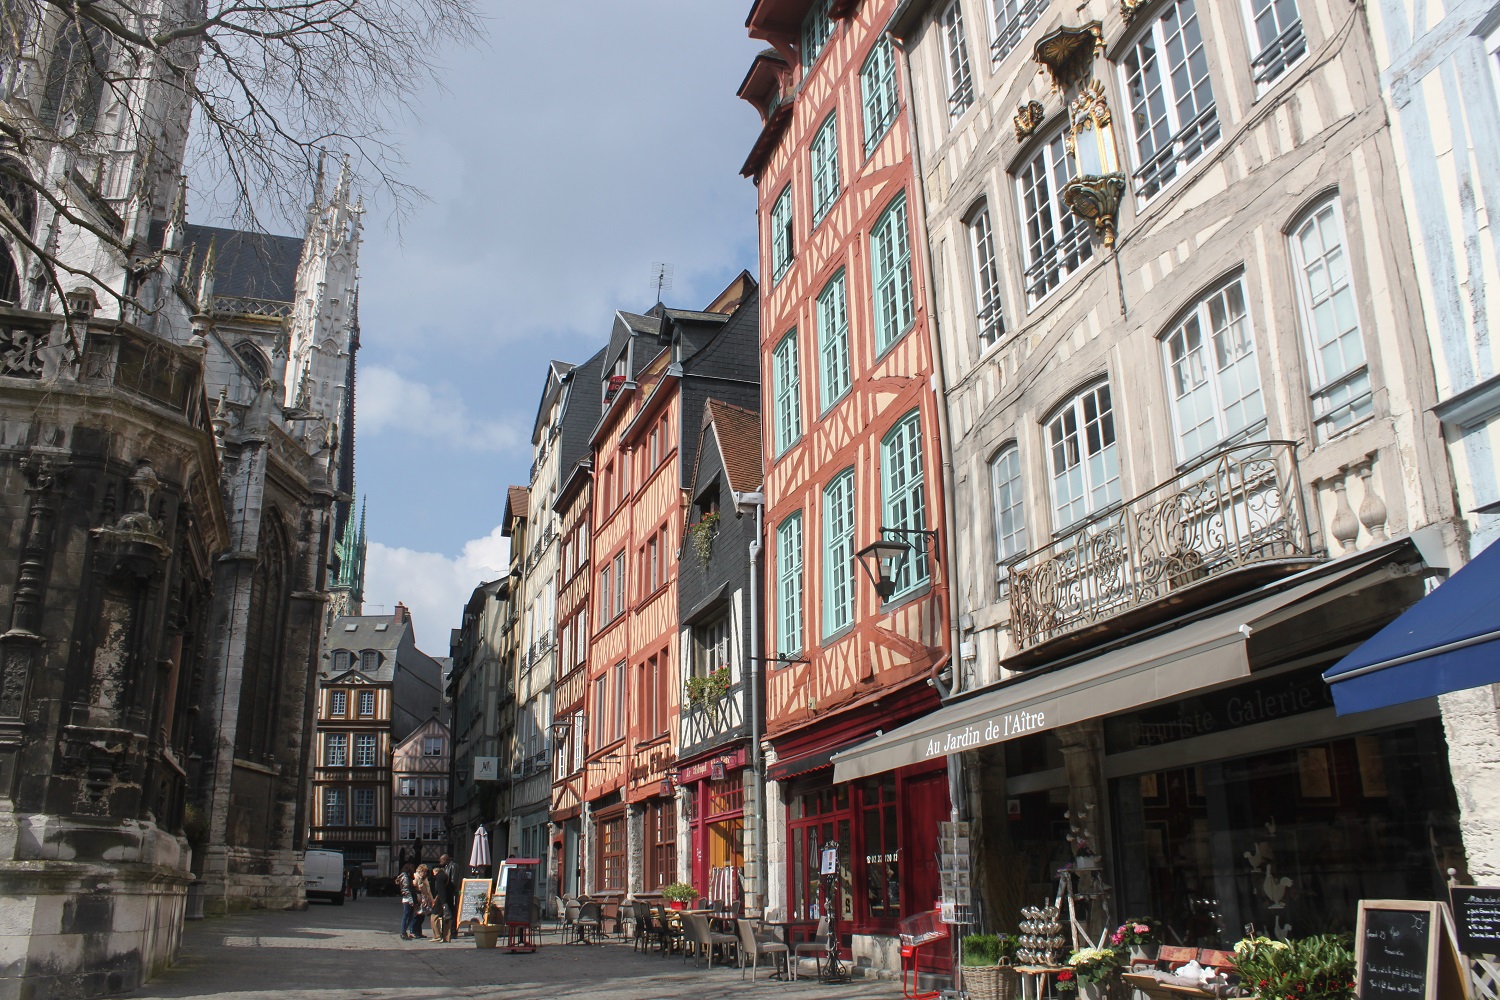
447,577,513,876
825,0,1472,952
0,3,363,991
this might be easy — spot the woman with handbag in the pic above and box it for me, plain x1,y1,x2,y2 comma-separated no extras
413,864,433,939
397,865,418,940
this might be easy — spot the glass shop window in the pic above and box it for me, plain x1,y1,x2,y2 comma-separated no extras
859,776,901,923
1109,719,1463,946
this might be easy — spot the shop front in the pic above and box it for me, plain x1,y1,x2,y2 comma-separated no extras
832,540,1466,949
772,755,951,973
678,748,748,906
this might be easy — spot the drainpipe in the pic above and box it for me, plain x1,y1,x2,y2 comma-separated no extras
741,491,766,911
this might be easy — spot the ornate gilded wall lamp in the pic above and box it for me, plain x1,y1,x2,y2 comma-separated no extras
1032,23,1128,249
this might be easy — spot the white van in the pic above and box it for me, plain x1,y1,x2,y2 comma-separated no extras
303,849,345,905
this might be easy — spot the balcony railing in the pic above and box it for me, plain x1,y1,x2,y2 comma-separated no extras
1008,441,1315,656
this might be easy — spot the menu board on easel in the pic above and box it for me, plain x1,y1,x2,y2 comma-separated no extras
1355,900,1470,1000
501,859,538,926
456,877,492,926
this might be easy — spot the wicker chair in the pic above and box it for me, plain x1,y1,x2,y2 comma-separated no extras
737,918,788,981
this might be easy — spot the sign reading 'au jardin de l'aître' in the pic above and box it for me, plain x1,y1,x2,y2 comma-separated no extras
923,702,1055,757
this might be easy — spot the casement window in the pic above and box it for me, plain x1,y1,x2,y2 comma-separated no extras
598,565,611,623
773,331,803,454
1017,129,1093,303
399,777,416,797
578,524,588,564
1121,0,1220,199
398,816,417,841
823,469,857,635
323,787,346,826
817,271,851,410
942,0,974,118
613,553,625,619
1290,197,1372,436
802,0,834,69
641,652,668,737
423,735,444,756
572,712,585,772
612,662,625,741
597,813,626,890
968,203,1005,347
576,609,588,666
693,615,731,679
777,513,804,655
352,788,376,826
881,412,929,598
332,651,351,673
810,114,841,225
330,689,347,716
647,534,659,592
354,734,377,767
871,194,915,353
324,733,348,767
989,0,1045,62
1162,277,1266,461
423,777,443,797
1047,382,1122,528
1246,0,1305,86
645,798,678,891
861,36,899,156
771,185,794,282
419,816,444,838
357,690,375,717
990,444,1028,573
594,676,608,746
648,426,660,470
361,650,379,672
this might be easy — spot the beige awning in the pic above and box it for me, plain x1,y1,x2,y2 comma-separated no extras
830,556,1401,783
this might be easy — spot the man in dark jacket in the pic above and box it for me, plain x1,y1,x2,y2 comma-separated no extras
428,859,453,942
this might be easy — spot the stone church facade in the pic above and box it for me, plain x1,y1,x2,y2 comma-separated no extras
0,4,362,996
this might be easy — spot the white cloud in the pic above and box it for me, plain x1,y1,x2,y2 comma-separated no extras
364,525,510,650
358,365,521,452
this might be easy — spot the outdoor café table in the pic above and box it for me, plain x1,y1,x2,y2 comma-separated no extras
1013,964,1069,1000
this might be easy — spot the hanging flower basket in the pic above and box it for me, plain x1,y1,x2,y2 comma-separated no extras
685,667,731,707
687,512,720,563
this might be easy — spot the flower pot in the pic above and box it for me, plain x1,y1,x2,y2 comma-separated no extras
668,900,686,911
1130,945,1157,963
472,924,499,948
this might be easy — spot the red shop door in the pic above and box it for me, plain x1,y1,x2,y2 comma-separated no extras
902,771,951,976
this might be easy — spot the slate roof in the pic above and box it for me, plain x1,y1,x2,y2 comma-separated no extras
505,485,529,521
704,399,763,497
558,347,605,477
183,223,304,302
321,614,407,679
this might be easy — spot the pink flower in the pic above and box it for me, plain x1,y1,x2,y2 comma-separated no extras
1134,924,1151,934
1111,931,1124,945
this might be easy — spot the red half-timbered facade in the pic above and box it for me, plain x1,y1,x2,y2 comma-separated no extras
742,0,952,963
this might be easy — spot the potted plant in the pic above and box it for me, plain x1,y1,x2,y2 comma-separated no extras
472,892,499,948
662,882,697,910
1111,917,1161,962
687,512,719,563
961,934,1019,1000
1067,946,1125,1000
685,667,731,708
1231,934,1356,1000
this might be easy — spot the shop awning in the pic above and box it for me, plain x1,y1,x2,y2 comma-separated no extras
1323,538,1500,714
831,556,1396,783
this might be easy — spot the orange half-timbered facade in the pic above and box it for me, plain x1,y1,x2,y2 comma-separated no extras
742,0,952,966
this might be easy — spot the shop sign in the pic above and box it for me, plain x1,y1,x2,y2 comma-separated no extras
676,747,747,784
474,757,500,781
920,700,1058,759
1104,667,1333,753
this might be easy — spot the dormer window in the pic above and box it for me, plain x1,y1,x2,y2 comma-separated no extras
333,650,352,672
361,650,379,672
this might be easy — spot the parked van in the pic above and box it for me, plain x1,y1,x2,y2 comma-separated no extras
303,849,345,905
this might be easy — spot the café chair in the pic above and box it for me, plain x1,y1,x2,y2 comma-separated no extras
737,917,789,981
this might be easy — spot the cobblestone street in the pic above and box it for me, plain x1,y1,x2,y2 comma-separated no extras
121,899,903,1000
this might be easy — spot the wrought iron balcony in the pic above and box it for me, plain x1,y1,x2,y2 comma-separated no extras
1007,441,1316,663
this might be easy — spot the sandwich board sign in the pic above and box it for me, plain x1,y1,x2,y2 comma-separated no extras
1355,899,1469,1000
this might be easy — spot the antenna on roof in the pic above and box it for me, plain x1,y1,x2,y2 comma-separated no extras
649,262,674,305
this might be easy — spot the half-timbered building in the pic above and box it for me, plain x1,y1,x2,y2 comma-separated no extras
740,0,953,972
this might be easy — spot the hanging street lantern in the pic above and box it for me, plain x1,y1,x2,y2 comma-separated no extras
855,537,913,600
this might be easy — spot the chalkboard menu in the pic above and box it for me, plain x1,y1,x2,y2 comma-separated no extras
456,877,492,926
1355,900,1469,1000
1450,887,1500,956
501,862,536,926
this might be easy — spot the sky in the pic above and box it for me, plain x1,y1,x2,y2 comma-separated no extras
349,4,765,651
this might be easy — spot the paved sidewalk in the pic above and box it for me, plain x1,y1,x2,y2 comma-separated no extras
122,897,903,1000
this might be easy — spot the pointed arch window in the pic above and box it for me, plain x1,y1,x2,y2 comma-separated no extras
236,516,290,760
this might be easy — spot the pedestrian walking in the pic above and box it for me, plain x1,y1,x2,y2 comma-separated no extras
397,864,418,940
428,859,453,942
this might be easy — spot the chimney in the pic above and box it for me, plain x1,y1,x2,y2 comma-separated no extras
394,602,409,623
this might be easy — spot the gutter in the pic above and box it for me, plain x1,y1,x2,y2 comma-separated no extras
739,490,768,911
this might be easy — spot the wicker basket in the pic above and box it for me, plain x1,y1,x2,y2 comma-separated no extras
963,964,1018,1000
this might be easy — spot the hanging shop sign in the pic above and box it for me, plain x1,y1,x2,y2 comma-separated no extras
473,757,500,781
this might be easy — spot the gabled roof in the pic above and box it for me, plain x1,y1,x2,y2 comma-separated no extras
506,486,529,520
702,399,764,498
182,223,305,302
556,347,606,477
531,360,577,445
